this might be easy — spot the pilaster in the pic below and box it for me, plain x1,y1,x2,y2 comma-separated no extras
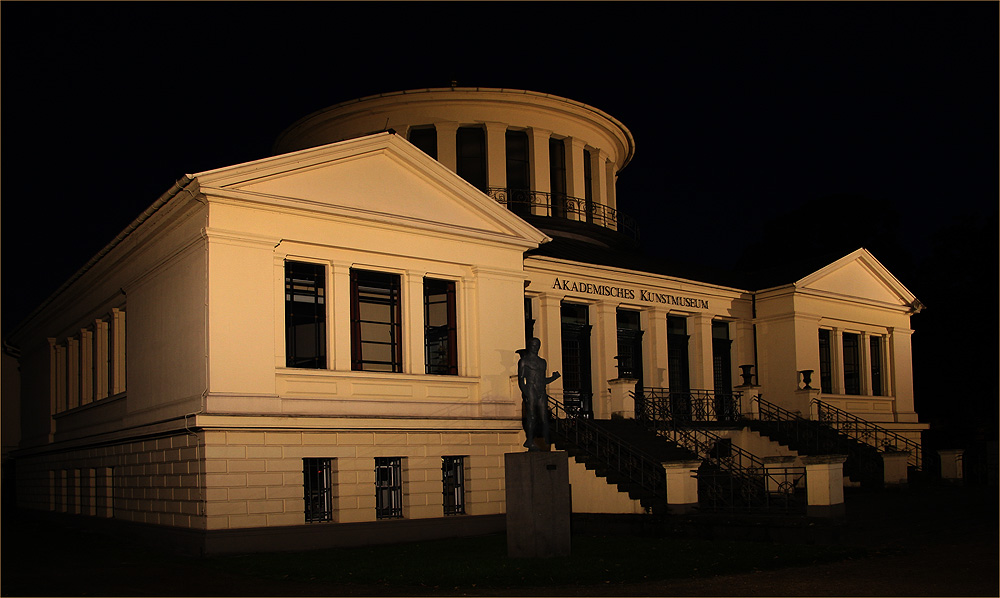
331,262,353,371
688,314,714,390
527,127,552,213
595,302,617,419
435,122,459,173
888,327,918,423
644,308,669,388
484,122,507,190
590,149,608,207
565,138,587,221
404,271,425,375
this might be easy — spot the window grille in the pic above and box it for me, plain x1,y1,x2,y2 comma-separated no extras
442,456,466,515
870,336,883,396
375,457,403,519
303,458,333,522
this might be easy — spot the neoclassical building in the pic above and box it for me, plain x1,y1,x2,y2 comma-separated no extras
7,88,933,553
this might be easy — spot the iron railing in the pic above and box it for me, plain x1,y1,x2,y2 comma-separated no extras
547,395,667,505
665,426,806,514
634,388,743,426
487,187,640,243
814,399,929,471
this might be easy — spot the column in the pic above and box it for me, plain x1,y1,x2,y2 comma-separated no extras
590,149,608,208
604,160,617,212
404,271,426,375
435,122,459,173
331,262,353,371
110,308,126,395
643,308,669,388
527,127,551,216
484,122,507,190
688,313,714,391
537,294,563,395
595,302,617,419
831,327,844,395
565,138,587,221
888,327,918,423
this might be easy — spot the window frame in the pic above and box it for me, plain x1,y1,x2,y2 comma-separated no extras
424,278,458,375
350,269,404,372
284,261,328,369
303,458,334,523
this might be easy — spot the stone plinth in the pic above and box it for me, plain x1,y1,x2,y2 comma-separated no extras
504,451,571,558
662,460,702,513
800,454,848,517
881,451,910,486
609,378,638,419
938,449,964,482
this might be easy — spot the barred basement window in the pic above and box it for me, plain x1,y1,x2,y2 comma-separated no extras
442,456,466,516
285,261,327,369
303,458,333,523
424,278,457,375
375,457,403,519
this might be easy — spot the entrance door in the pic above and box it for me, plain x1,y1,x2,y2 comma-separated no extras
561,303,593,418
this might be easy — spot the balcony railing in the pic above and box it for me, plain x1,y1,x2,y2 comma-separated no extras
634,388,743,427
487,187,640,243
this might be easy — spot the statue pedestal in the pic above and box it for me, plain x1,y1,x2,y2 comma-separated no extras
504,451,571,558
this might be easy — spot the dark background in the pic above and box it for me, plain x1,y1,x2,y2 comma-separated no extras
3,3,997,453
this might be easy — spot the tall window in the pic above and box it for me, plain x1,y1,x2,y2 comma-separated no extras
818,329,833,393
843,332,861,395
303,458,333,523
285,262,326,369
667,316,690,392
408,127,437,159
870,336,884,396
442,456,466,516
456,126,487,191
712,321,732,392
615,310,643,381
425,278,457,375
505,130,531,217
351,270,403,372
549,137,567,217
523,297,535,349
375,457,403,519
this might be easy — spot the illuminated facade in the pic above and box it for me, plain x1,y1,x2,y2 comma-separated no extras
7,88,931,553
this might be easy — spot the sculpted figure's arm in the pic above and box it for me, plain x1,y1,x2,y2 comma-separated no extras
546,371,561,384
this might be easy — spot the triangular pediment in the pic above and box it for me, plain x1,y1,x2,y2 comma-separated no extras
796,248,918,307
192,133,548,247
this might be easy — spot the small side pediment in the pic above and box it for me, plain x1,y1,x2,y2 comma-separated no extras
796,248,918,307
192,133,547,246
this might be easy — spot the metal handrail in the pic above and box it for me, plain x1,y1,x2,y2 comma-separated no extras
666,426,805,514
635,388,743,425
813,399,927,471
487,187,640,242
547,395,667,503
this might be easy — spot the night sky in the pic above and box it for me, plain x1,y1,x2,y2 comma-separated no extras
2,3,997,434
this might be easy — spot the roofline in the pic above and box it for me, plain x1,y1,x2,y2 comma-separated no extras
273,87,636,171
5,176,200,344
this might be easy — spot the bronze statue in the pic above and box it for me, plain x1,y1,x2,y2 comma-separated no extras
517,337,560,451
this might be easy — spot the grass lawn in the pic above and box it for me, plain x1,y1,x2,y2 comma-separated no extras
203,532,867,591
